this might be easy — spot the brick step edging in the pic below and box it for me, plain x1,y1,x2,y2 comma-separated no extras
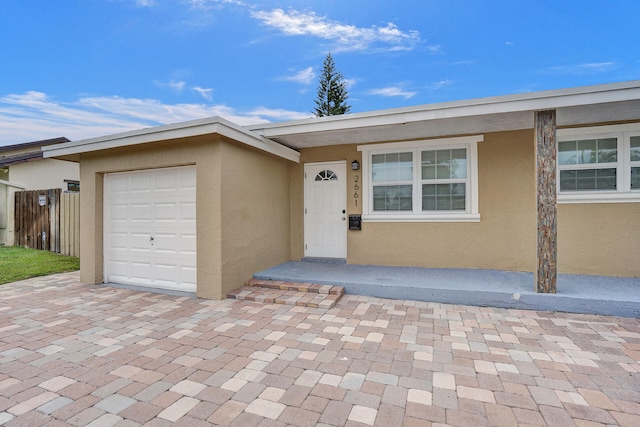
227,286,341,309
247,278,344,296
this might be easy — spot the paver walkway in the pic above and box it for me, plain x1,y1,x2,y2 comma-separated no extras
0,272,639,426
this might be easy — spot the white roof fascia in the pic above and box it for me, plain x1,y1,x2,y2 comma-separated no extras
249,80,640,137
42,116,300,163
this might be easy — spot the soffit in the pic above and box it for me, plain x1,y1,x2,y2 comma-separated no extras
249,81,640,149
261,100,640,148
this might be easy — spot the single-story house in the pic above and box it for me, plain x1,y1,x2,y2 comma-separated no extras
43,80,640,299
1,137,79,246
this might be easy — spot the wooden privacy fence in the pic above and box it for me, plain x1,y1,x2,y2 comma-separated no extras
14,189,80,257
60,191,80,257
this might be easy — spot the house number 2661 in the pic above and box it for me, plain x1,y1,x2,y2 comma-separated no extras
353,175,360,207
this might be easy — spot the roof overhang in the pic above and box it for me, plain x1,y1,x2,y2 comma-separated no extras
247,80,640,148
40,80,640,160
42,116,300,163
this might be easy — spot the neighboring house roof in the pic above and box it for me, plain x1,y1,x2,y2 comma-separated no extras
0,137,70,167
0,137,70,154
0,152,44,168
43,80,640,159
42,116,300,163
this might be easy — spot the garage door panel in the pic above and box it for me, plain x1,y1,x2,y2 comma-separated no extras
131,203,153,221
182,268,197,285
130,173,153,191
180,169,197,188
181,235,197,253
155,168,183,189
108,260,128,274
180,202,196,221
155,264,177,278
108,174,130,191
131,260,151,270
129,233,152,251
108,232,129,249
154,235,179,253
105,166,197,293
155,203,177,221
109,204,129,221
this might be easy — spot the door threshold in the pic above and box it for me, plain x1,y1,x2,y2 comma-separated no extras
301,257,347,265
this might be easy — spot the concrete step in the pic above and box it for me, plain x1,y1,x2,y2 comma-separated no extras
226,278,344,309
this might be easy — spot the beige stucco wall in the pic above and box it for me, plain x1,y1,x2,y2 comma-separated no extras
0,185,12,244
9,158,78,190
0,186,22,246
292,129,640,277
78,136,222,298
292,130,538,272
558,203,640,276
219,140,292,298
77,134,292,299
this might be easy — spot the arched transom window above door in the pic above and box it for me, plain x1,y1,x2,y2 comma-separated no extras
315,170,338,181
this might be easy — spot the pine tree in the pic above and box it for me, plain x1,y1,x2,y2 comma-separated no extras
313,53,351,117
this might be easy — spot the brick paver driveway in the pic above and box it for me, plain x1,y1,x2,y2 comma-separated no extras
0,272,639,426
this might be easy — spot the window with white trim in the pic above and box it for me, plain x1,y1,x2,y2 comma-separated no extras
557,123,640,203
358,135,482,222
631,136,640,190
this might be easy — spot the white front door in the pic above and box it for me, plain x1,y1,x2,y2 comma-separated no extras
304,161,347,258
104,166,197,292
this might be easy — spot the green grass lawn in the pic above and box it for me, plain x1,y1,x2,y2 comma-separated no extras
0,246,80,285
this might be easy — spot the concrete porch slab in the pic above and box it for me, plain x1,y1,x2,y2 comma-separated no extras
254,261,640,318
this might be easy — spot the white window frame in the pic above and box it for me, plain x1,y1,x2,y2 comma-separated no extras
557,123,640,204
358,135,482,222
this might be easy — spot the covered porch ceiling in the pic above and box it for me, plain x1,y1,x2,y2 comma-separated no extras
247,81,640,149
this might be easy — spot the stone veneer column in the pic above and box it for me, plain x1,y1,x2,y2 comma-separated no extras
535,110,557,293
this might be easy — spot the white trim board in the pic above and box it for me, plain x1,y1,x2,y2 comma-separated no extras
43,116,300,163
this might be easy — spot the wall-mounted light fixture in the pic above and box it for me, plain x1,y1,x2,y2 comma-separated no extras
351,160,360,171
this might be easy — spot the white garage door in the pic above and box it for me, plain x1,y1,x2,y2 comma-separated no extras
104,166,197,292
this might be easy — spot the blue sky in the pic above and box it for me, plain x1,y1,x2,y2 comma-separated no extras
1,0,638,146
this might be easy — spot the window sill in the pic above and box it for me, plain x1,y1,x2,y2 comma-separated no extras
558,192,640,204
362,213,481,223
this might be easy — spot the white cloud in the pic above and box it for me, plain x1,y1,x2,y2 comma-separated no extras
186,0,246,11
430,79,452,90
343,78,357,89
548,62,617,74
133,0,157,7
368,86,416,99
192,86,214,100
283,67,316,85
248,107,313,121
449,60,474,66
251,9,422,52
154,79,187,92
169,80,186,92
0,91,309,146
